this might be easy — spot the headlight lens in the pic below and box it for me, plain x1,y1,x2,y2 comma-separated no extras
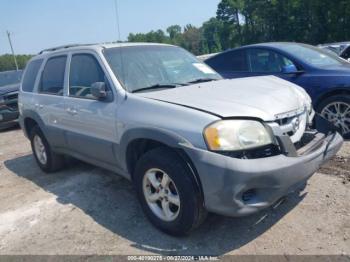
204,120,273,151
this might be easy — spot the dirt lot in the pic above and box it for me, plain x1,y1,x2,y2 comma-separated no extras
0,126,349,255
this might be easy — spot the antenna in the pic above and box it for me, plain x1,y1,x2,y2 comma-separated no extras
114,0,126,91
6,31,19,71
114,0,122,42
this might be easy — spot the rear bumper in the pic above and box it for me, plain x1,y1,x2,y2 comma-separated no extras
183,124,343,217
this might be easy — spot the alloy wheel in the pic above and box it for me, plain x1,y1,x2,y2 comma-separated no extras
321,101,350,135
33,135,47,165
142,168,181,222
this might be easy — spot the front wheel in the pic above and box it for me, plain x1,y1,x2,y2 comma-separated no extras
317,94,350,139
134,147,207,236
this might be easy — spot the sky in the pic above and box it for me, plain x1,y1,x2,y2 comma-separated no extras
0,0,220,55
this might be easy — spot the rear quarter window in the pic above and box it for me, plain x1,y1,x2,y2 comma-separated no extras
22,59,43,92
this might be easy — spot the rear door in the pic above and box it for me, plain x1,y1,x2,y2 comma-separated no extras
62,52,118,165
34,55,68,148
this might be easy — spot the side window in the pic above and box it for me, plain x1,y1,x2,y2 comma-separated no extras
206,50,248,72
247,49,294,73
69,54,105,99
230,50,248,71
39,56,67,95
22,59,43,92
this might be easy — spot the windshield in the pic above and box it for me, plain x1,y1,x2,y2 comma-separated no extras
277,44,346,67
103,45,221,93
0,70,23,88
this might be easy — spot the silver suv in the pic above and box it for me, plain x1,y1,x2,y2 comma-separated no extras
19,43,343,235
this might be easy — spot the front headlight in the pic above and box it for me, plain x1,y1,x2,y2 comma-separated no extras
204,120,273,151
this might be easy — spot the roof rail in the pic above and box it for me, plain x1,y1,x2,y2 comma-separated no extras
38,43,95,54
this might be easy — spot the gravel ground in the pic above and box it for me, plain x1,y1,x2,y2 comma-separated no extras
0,126,349,255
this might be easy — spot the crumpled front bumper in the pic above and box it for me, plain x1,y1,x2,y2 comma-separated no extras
182,116,343,217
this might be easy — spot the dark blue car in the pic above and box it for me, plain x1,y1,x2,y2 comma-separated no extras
205,42,350,138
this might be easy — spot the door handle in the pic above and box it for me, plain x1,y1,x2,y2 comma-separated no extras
35,103,44,109
66,108,78,115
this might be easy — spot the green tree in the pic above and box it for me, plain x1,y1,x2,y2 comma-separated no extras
181,24,205,55
0,54,32,72
202,18,223,53
167,25,182,40
216,0,350,47
128,30,169,43
217,0,243,45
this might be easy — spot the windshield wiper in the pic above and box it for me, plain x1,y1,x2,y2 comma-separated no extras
187,78,218,84
132,84,180,93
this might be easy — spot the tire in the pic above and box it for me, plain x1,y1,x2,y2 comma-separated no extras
30,125,64,173
317,94,350,139
134,147,207,236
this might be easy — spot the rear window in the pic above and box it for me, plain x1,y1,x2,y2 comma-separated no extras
22,59,43,92
206,50,248,72
39,56,67,95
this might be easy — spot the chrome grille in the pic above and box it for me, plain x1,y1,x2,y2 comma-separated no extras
273,109,308,143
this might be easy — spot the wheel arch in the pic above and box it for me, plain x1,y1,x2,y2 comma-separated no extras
314,88,350,111
22,110,46,138
120,128,204,200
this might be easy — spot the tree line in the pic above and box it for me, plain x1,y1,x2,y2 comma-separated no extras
128,0,350,55
0,54,33,72
1,0,349,72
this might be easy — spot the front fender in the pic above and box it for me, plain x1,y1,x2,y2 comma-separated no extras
118,127,193,171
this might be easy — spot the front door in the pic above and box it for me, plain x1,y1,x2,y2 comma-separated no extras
63,53,118,165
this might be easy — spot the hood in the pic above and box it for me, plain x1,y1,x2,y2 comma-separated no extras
0,83,19,96
137,76,307,121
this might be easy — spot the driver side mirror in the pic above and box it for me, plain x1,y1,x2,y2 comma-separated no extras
281,64,298,74
91,82,107,100
281,64,304,75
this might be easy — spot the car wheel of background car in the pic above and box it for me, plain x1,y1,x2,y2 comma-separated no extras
317,94,350,139
30,126,64,173
134,147,207,236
